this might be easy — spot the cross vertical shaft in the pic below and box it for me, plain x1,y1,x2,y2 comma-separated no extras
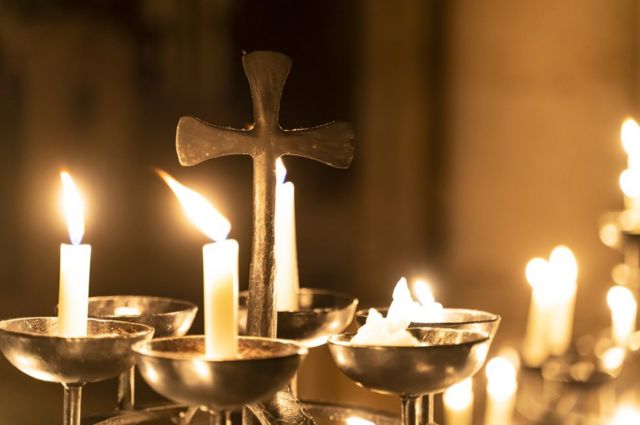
175,50,355,340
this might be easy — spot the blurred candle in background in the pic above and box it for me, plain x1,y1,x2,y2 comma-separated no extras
443,377,473,425
274,158,300,311
547,246,578,356
522,257,552,367
484,356,517,425
607,285,637,347
159,170,238,359
620,118,640,217
57,172,91,337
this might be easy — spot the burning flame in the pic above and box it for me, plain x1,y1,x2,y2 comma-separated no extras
549,245,578,284
485,356,518,400
607,286,636,312
276,158,287,185
157,169,231,242
413,279,435,305
60,172,85,245
621,117,640,158
619,168,640,198
525,257,548,288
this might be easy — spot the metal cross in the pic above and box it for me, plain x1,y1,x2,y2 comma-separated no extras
176,51,355,338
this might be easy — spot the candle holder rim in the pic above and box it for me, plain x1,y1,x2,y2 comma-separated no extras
328,328,490,351
87,295,198,318
239,287,359,312
356,307,500,326
0,317,154,341
132,335,308,362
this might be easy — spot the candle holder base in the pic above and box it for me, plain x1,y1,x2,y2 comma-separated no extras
85,400,401,425
239,288,358,347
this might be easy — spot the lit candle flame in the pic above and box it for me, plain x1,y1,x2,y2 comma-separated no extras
157,169,231,241
414,279,435,305
525,257,548,288
485,356,518,399
60,171,85,245
549,245,578,284
607,286,636,312
621,117,640,159
619,168,640,198
276,157,287,185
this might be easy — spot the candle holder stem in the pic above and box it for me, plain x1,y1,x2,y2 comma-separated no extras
63,383,83,425
117,367,135,410
427,394,436,425
401,396,423,425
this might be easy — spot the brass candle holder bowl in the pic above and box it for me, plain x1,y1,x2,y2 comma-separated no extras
328,327,492,425
239,289,359,348
88,295,198,410
133,336,307,414
0,317,153,425
88,295,197,338
355,307,500,424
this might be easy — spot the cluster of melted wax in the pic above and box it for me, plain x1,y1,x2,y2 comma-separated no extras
351,278,444,346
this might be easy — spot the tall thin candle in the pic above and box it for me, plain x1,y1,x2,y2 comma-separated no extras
274,158,299,311
58,172,91,337
159,170,238,359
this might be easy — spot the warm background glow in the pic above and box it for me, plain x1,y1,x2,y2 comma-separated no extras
0,1,637,422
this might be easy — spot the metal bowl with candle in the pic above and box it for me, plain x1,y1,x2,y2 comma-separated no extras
239,288,359,347
88,295,198,338
328,327,492,425
133,335,307,411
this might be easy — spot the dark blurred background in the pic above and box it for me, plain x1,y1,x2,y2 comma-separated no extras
0,0,637,423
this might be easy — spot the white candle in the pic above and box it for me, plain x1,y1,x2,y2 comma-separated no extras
607,285,637,347
443,378,473,425
159,170,238,359
484,357,517,425
57,172,91,337
274,158,299,311
547,246,578,356
522,258,552,367
620,118,640,223
203,240,239,358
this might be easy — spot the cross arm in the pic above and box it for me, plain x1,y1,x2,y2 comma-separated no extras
176,116,253,166
280,121,355,169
